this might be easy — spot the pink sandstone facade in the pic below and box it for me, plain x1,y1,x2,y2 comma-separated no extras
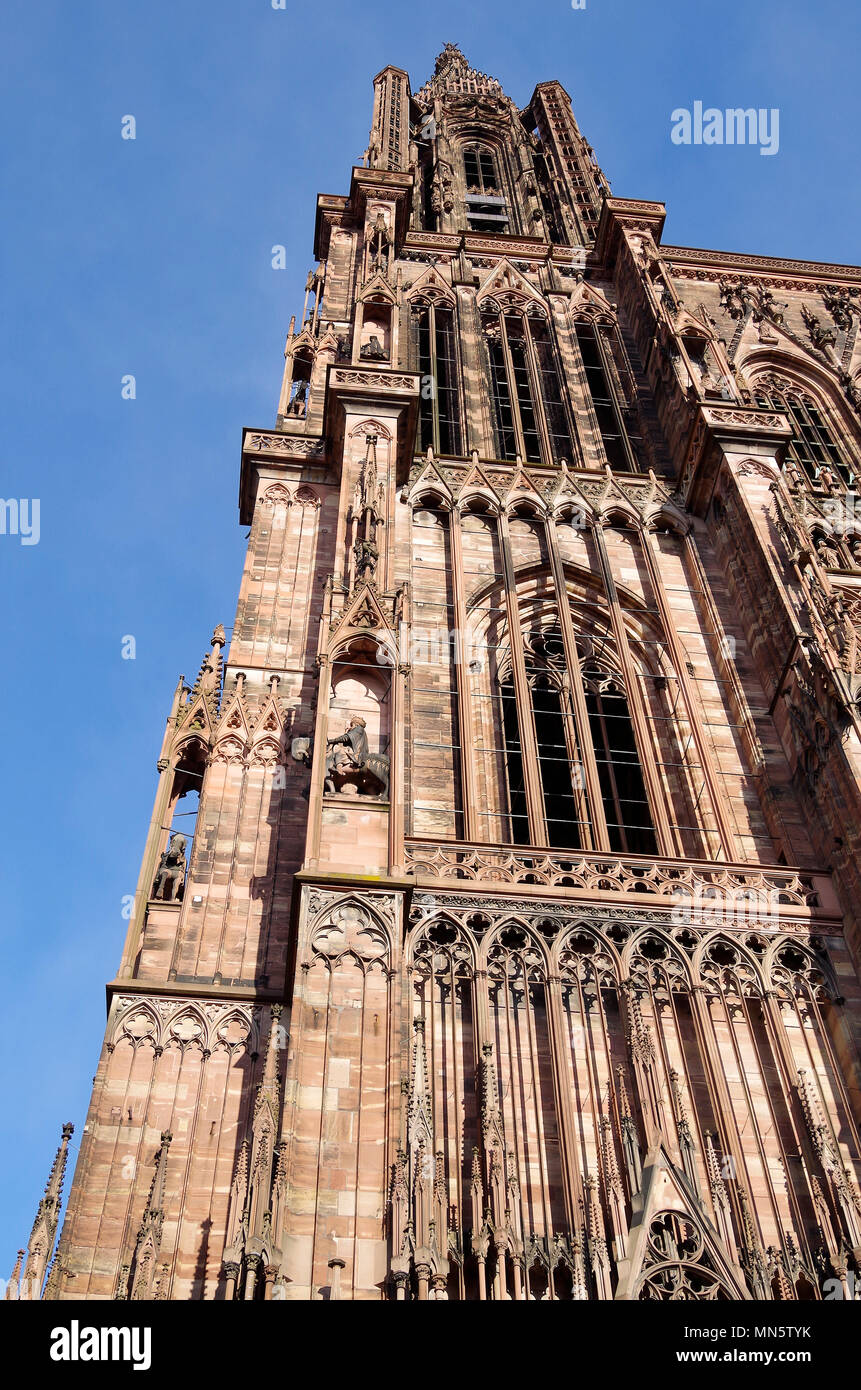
16,45,861,1301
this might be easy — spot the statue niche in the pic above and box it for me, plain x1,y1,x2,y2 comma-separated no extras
325,717,389,800
152,833,187,902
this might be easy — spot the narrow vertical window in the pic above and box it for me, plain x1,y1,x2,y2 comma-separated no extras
754,384,850,487
583,666,656,855
575,320,644,472
483,307,573,465
498,638,657,853
500,679,530,844
463,143,509,232
414,301,462,455
532,676,582,849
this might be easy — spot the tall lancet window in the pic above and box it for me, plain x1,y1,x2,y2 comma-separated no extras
500,679,530,845
753,379,851,488
498,621,657,853
483,305,573,465
582,664,657,855
463,143,509,232
500,626,593,850
574,319,644,472
413,299,462,455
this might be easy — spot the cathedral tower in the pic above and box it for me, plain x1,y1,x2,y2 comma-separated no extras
33,44,861,1302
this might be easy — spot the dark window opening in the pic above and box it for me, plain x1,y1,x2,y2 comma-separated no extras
754,388,850,488
533,679,583,849
463,143,509,232
583,669,657,856
575,321,643,472
501,681,530,845
415,303,462,455
483,310,573,465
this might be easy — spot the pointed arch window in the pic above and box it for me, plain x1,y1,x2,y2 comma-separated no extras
753,381,851,487
483,305,573,464
463,143,509,232
498,622,658,854
412,298,462,455
582,664,657,855
574,319,644,472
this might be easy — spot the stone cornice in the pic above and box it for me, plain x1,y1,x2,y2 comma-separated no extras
105,977,285,1010
593,197,667,267
662,244,861,288
681,403,793,513
239,429,329,525
243,429,326,458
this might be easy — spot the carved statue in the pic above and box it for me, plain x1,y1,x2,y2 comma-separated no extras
360,334,387,361
354,537,379,580
325,717,390,799
801,303,837,352
823,285,858,332
368,212,390,274
152,834,187,902
815,534,841,569
287,380,309,416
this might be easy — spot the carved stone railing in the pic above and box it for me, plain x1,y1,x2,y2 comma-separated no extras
404,839,829,914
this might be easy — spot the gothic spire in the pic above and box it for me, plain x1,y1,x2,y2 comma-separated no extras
21,1121,73,1299
4,1250,24,1301
189,624,226,719
128,1131,173,1301
414,43,509,110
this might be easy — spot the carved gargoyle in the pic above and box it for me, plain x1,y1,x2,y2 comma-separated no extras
290,736,313,766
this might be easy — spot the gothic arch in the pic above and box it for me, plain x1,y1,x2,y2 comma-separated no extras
247,737,282,769
347,417,393,443
742,351,861,478
111,999,161,1052
405,264,456,308
407,914,477,978
306,894,394,970
505,492,547,519
482,918,549,982
163,1003,210,1053
622,926,694,993
765,937,837,1001
210,1009,255,1055
211,735,247,766
690,932,768,996
411,489,452,514
553,921,623,983
261,483,292,507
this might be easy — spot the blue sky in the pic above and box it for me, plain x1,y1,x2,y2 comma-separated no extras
1,0,858,1269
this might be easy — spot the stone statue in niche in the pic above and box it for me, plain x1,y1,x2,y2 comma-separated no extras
368,212,390,274
360,334,387,361
815,534,842,569
287,380,309,416
324,717,389,799
354,537,379,581
152,834,187,902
